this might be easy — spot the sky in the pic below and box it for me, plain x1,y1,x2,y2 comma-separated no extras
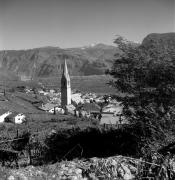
0,0,174,50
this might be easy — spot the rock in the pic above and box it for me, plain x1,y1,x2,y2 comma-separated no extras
7,176,15,180
5,155,140,180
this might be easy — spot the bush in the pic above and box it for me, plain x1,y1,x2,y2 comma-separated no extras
43,126,140,163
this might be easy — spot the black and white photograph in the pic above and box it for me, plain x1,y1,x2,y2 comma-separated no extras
0,0,174,179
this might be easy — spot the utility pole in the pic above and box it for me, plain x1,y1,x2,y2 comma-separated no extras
3,79,6,97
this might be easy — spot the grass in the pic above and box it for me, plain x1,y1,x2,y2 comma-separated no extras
0,112,97,141
0,87,101,141
37,75,116,95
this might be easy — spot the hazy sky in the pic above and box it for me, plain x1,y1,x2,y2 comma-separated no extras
0,0,174,50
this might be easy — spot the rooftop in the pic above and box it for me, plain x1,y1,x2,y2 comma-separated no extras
82,103,101,112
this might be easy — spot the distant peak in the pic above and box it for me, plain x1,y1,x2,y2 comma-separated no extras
38,46,60,49
89,43,97,47
80,43,115,50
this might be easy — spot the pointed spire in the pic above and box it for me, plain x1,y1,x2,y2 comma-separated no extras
61,59,71,107
62,59,70,79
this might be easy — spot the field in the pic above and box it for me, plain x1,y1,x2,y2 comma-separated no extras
0,114,98,141
0,91,98,139
0,75,116,95
37,75,116,95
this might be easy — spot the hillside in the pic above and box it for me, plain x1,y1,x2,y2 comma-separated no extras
0,44,117,79
0,33,174,81
142,32,175,56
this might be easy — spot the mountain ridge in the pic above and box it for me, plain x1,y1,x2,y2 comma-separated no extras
0,32,174,81
0,43,117,80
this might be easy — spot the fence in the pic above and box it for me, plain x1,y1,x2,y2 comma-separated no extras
0,129,46,166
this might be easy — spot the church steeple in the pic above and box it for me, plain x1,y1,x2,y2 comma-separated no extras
63,60,69,77
61,59,71,107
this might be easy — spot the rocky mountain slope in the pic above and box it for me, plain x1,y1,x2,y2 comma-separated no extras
0,44,117,80
142,32,175,55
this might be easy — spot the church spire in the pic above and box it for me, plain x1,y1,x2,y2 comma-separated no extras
61,59,71,107
62,59,70,80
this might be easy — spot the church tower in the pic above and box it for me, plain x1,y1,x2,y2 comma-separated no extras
61,60,71,107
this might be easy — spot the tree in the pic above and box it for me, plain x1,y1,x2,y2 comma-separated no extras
107,36,175,152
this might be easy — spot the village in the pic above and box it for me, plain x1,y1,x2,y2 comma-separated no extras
0,61,125,126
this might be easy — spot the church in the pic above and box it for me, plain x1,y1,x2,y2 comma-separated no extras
61,60,72,108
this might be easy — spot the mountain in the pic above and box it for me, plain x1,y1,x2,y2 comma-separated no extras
142,32,175,51
141,32,175,65
1,33,174,81
0,44,117,80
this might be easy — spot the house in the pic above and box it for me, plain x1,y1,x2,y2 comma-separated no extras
76,102,101,118
100,112,120,125
66,104,76,114
71,93,84,104
100,111,128,125
82,102,101,114
4,112,26,124
102,103,123,114
49,89,55,94
38,103,56,112
0,110,12,123
38,103,63,114
49,107,64,114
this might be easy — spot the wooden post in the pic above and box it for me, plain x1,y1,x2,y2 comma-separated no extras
27,129,32,165
16,129,19,138
36,129,39,143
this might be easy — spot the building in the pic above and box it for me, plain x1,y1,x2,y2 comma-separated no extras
76,102,101,118
61,60,71,107
100,112,120,125
4,112,26,124
0,110,12,123
38,103,65,114
71,93,84,104
38,103,57,112
49,107,64,114
102,103,123,114
82,102,101,114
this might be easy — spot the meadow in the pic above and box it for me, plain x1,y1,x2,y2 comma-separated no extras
38,75,116,95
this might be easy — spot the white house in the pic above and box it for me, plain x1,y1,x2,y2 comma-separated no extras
100,112,128,125
0,110,12,123
5,112,26,124
38,103,56,112
66,104,76,115
100,112,120,125
14,113,26,124
49,107,65,114
103,103,123,114
71,93,84,104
